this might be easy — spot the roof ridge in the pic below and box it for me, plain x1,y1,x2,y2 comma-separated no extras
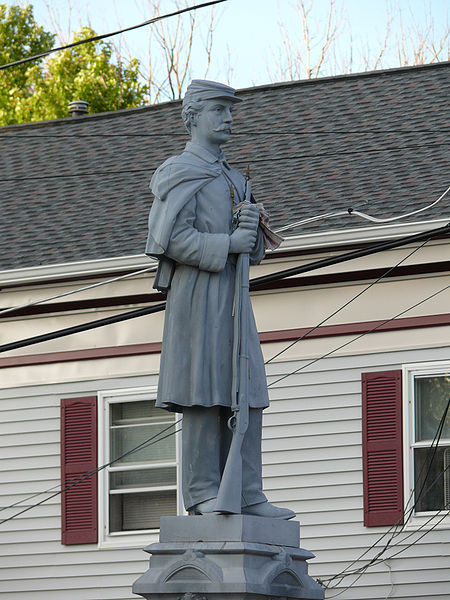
1,61,448,131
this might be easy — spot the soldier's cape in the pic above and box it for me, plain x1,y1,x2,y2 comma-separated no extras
146,147,282,292
145,150,239,292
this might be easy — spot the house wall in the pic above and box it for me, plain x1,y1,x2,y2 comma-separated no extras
0,239,449,599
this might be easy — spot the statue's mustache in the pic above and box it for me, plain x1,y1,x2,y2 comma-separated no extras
213,126,232,132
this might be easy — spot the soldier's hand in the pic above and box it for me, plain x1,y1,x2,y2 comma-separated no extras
229,227,257,254
238,204,260,232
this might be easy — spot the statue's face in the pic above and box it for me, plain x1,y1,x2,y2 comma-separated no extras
193,99,233,147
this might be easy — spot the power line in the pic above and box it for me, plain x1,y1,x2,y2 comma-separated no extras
0,0,227,71
274,186,450,232
0,419,181,524
321,400,450,595
1,223,448,354
322,399,450,588
1,142,448,183
264,236,431,366
1,129,448,138
0,303,166,354
0,265,157,318
267,282,450,389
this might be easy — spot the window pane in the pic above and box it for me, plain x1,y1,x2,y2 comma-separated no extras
110,466,176,490
414,446,450,512
415,376,450,442
111,422,176,464
111,400,168,425
109,490,177,532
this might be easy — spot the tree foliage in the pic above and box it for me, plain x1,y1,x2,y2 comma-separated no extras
0,3,55,125
0,5,147,126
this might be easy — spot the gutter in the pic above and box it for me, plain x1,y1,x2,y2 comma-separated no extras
0,219,447,287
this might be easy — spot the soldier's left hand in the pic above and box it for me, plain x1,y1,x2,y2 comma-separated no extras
239,204,260,232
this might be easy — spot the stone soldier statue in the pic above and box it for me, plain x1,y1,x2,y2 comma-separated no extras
146,79,294,520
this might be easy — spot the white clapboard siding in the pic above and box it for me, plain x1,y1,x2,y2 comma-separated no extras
1,348,449,600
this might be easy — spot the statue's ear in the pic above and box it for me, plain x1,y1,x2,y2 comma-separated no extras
190,112,198,127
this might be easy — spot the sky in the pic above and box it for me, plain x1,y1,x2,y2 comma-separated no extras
4,0,449,94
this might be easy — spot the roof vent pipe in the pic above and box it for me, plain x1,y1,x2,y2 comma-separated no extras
68,100,89,117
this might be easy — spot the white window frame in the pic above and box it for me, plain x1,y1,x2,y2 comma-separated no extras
98,386,183,549
403,361,450,530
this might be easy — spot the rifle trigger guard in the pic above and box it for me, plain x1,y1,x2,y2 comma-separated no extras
227,412,238,431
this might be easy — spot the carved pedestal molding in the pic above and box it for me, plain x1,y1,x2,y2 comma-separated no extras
132,515,324,600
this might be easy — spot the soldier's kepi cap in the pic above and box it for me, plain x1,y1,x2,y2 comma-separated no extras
183,79,242,106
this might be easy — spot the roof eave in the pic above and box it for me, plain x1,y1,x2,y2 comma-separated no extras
0,218,447,286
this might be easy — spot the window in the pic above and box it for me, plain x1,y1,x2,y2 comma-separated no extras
404,363,450,523
98,387,181,546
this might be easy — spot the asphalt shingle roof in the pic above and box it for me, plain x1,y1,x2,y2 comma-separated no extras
0,62,448,271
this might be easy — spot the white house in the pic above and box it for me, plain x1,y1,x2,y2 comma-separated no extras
0,62,449,599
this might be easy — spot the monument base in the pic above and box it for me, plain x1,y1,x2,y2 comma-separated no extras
132,515,324,600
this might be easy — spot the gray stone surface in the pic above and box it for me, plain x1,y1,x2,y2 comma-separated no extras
132,515,324,600
159,515,300,547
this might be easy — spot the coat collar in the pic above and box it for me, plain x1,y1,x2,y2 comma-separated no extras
185,141,231,169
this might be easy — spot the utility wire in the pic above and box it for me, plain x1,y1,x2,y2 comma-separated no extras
323,397,450,581
321,399,450,588
0,419,181,524
2,202,445,320
1,142,448,184
1,130,448,138
264,237,431,366
1,223,448,353
0,266,157,318
0,0,227,70
267,282,450,389
274,186,450,233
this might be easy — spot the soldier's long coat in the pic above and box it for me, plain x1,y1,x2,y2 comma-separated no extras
146,142,269,413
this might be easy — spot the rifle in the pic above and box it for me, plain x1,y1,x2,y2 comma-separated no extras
215,170,253,514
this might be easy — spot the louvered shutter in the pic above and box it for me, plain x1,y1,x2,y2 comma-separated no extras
362,370,403,527
61,396,98,544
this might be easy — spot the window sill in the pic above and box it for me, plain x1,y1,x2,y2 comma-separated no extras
98,529,160,550
402,512,450,531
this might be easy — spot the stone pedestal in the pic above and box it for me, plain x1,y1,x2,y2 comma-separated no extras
132,515,324,600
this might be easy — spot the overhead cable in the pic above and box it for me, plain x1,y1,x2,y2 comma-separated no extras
0,419,181,524
267,282,449,389
1,129,448,138
321,398,450,588
264,236,431,365
1,142,448,183
1,222,448,354
0,0,227,71
0,265,157,318
275,185,450,234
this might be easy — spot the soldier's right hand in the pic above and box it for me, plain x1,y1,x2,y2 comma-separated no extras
229,227,257,253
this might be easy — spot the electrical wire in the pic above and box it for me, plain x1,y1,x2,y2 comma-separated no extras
274,186,450,234
264,237,431,366
1,142,448,183
266,282,450,389
2,209,442,321
1,222,448,353
0,418,181,524
320,398,450,589
0,0,227,70
0,265,157,318
1,129,448,138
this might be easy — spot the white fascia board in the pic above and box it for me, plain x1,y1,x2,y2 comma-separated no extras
273,218,449,253
0,218,447,286
0,254,155,286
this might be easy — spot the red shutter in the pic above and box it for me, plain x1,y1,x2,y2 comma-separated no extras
61,396,98,544
362,370,403,527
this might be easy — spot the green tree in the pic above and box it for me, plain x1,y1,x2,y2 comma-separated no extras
0,4,148,126
16,27,148,123
0,3,55,125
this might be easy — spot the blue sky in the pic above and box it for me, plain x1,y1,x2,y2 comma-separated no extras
4,0,449,91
